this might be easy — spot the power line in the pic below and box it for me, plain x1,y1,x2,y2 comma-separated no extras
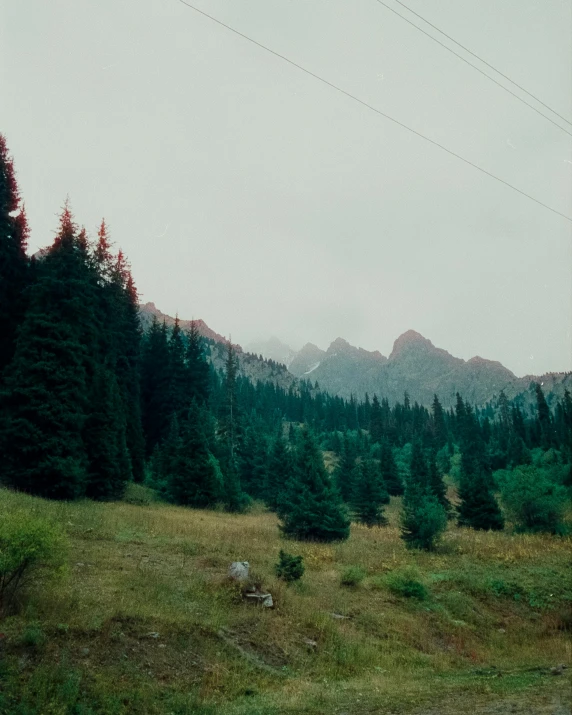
373,0,572,137
177,0,572,223
393,0,572,128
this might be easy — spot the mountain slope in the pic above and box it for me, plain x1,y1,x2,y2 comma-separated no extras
138,303,295,391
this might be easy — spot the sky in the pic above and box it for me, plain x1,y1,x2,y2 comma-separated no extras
1,0,571,377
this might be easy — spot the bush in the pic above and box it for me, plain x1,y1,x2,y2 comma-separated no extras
275,550,304,583
0,511,66,614
122,482,161,506
385,567,428,601
498,465,568,534
340,566,366,587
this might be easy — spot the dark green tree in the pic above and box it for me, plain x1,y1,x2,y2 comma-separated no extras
457,456,504,531
400,480,447,551
166,402,223,507
351,459,388,527
84,366,131,500
264,430,292,512
380,439,403,495
280,430,350,542
186,320,209,405
428,449,452,515
334,434,356,502
0,135,29,376
0,204,96,499
370,395,383,443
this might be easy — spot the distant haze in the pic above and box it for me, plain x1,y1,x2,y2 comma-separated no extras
2,0,571,377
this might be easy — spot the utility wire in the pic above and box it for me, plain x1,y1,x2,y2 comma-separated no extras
393,0,572,127
373,0,572,137
177,0,572,223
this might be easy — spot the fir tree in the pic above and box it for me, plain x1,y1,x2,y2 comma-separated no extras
0,135,29,376
431,394,448,449
238,427,268,498
370,395,383,443
166,402,223,507
334,434,356,502
351,459,388,527
140,318,170,453
264,430,292,512
380,439,403,495
84,366,131,500
280,430,350,542
0,204,96,499
186,320,209,405
457,463,504,531
428,449,452,515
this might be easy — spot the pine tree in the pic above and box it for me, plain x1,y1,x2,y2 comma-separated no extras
534,382,555,449
334,434,356,502
351,459,388,527
264,430,292,511
431,394,448,449
238,426,268,499
0,204,97,499
280,430,350,542
370,395,383,443
457,463,504,531
166,402,223,507
140,318,170,453
428,449,452,516
0,135,29,377
186,320,209,406
84,366,131,500
380,439,403,495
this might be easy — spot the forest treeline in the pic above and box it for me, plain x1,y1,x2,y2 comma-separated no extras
1,135,571,548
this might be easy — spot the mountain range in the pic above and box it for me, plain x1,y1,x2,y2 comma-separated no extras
139,303,570,409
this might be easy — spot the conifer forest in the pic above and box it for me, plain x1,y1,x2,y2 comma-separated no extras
0,130,570,714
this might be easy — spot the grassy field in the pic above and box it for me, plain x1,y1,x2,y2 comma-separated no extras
0,484,570,714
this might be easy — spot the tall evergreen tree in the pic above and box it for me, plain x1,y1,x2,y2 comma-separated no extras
457,464,504,531
186,320,209,406
431,394,448,449
428,449,451,516
165,402,223,507
0,135,29,377
380,439,403,495
264,430,292,512
140,318,170,453
84,366,131,499
351,459,388,527
334,434,356,502
370,395,383,443
0,204,97,499
280,430,350,542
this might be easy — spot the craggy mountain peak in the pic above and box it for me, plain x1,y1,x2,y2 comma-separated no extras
326,337,387,363
389,330,435,358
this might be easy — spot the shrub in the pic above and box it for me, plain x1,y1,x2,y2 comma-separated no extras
340,566,366,587
385,567,428,601
122,482,160,506
0,511,66,614
498,465,568,534
275,550,304,583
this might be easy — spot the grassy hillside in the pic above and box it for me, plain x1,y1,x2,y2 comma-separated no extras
0,485,570,714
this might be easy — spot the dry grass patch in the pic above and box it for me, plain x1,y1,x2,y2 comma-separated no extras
0,486,570,714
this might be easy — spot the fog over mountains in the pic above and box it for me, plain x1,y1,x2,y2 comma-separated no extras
140,303,570,409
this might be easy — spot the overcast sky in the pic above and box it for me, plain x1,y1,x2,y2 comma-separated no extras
2,0,571,376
